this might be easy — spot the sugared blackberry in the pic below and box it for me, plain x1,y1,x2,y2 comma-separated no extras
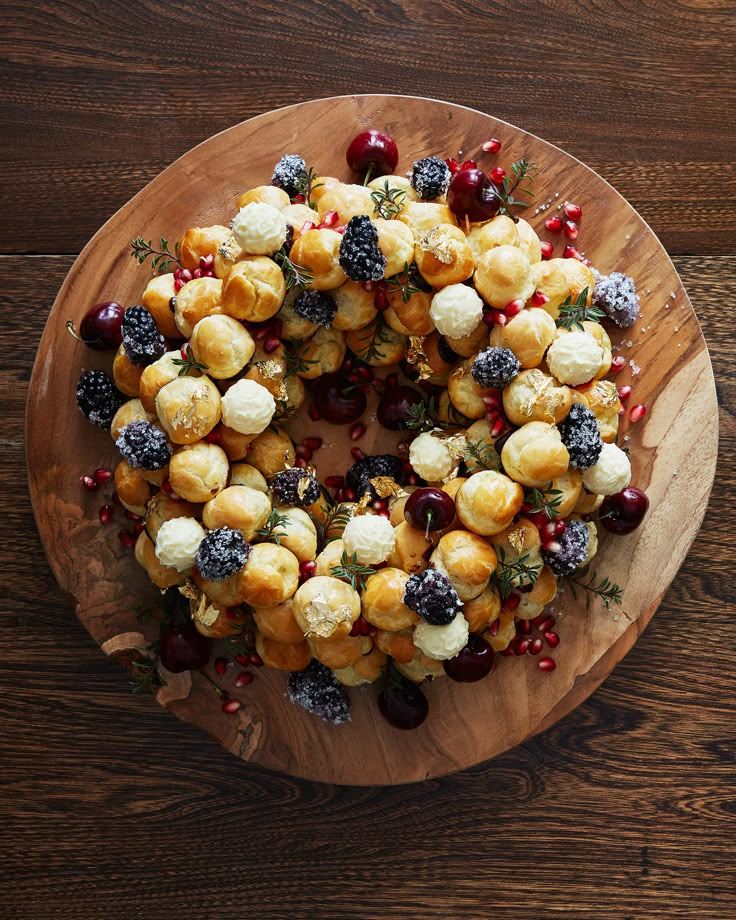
345,454,403,498
270,468,321,507
471,346,521,389
542,519,589,576
293,290,337,328
403,569,463,625
411,156,451,200
592,270,640,328
121,305,166,367
287,660,351,725
76,370,124,428
196,527,251,581
558,403,603,470
115,420,172,470
271,154,307,198
338,215,386,282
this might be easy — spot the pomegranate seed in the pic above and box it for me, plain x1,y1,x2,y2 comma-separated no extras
500,647,516,656
540,241,553,260
491,166,506,184
199,254,215,270
489,619,500,636
244,630,256,648
192,268,203,279
215,657,228,676
235,654,250,667
528,637,544,656
81,475,98,491
93,467,113,484
482,391,501,408
564,201,582,221
301,220,316,234
488,309,508,326
629,404,647,423
519,619,532,635
295,194,305,203
544,631,560,648
222,699,242,714
515,638,530,656
537,615,555,632
179,269,193,284
541,520,558,540
351,447,366,462
563,245,581,259
173,278,184,293
610,355,627,372
303,436,323,450
263,336,281,354
335,226,346,234
544,215,563,232
504,298,525,317
553,520,566,537
563,220,579,240
504,593,520,611
543,539,562,553
294,457,307,468
445,157,461,174
385,373,399,388
369,626,377,636
180,344,189,360
349,621,360,637
307,403,321,421
618,385,632,404
461,159,477,170
250,653,264,667
134,521,145,535
537,657,556,672
482,137,502,153
299,560,317,579
353,365,374,383
372,378,385,395
325,475,345,489
531,290,550,306
321,210,339,227
252,323,271,341
118,529,135,548
359,618,371,636
295,444,313,461
350,422,366,440
343,487,357,501
99,504,114,524
125,510,141,521
491,417,505,437
236,672,254,688
372,499,388,513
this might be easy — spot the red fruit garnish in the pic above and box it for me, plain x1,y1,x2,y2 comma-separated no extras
158,624,209,673
404,487,456,532
447,168,500,222
346,130,398,177
66,302,124,351
599,486,650,535
443,635,496,682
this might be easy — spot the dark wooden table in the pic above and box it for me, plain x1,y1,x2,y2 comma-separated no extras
2,2,734,917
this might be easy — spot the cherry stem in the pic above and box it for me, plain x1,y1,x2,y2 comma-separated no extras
424,511,433,541
363,163,374,186
65,319,100,346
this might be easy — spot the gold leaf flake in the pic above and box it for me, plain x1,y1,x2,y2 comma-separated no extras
370,476,406,499
418,227,453,264
195,602,220,627
441,466,459,485
451,362,467,379
432,430,468,460
406,335,432,381
594,380,620,408
178,580,200,601
506,527,526,555
356,492,373,514
219,233,240,263
297,476,311,500
303,593,354,638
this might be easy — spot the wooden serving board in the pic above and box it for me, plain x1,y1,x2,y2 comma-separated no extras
25,95,718,785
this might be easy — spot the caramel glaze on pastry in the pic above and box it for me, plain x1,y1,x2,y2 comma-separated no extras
552,257,596,304
316,183,374,223
397,200,458,237
502,368,573,427
193,569,244,607
528,260,569,319
252,598,305,645
238,543,300,608
455,469,524,536
488,307,557,369
112,345,144,398
314,538,347,577
237,185,291,211
474,244,535,309
174,276,223,338
274,508,318,563
155,374,221,445
140,272,181,339
515,218,542,264
256,634,312,671
430,530,498,600
500,421,570,488
375,218,415,277
208,423,256,462
361,568,419,631
178,225,232,271
189,314,255,379
444,320,488,359
168,441,230,503
221,256,286,322
289,229,348,291
202,484,271,540
575,379,621,443
229,462,268,493
414,224,475,288
386,521,439,575
292,575,361,640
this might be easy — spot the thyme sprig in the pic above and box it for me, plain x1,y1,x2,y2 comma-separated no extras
527,483,564,519
370,180,407,219
566,564,623,609
269,400,300,433
273,248,314,290
464,437,501,472
491,547,542,600
555,287,606,331
386,262,422,303
292,166,323,209
130,645,166,695
489,158,537,220
319,504,355,548
353,316,392,363
130,236,181,273
171,344,209,377
255,508,291,546
283,339,319,377
330,550,376,593
404,397,446,433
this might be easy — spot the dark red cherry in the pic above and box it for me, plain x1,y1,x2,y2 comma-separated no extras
312,372,367,425
346,130,399,177
378,677,429,730
66,301,125,350
404,487,456,531
376,385,423,429
443,635,496,683
447,168,501,222
599,486,650,535
158,623,209,673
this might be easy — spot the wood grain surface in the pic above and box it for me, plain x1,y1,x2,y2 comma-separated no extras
2,0,735,916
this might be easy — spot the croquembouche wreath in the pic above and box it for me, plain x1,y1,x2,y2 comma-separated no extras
69,128,650,730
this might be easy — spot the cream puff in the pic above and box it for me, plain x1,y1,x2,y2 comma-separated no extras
291,575,361,639
189,315,255,379
430,529,498,600
500,422,570,488
466,215,519,264
134,531,181,589
274,507,318,563
375,218,415,277
111,399,158,440
346,320,406,367
397,200,458,237
236,185,290,211
527,260,569,320
221,256,286,322
308,634,371,670
462,583,501,634
202,485,271,540
245,429,296,477
361,568,419,631
415,224,475,288
489,517,542,585
474,244,535,308
385,521,438,575
238,543,300,608
394,647,446,682
294,326,347,378
455,470,524,535
430,284,484,338
374,627,417,664
489,307,557,369
330,280,378,331
140,273,182,339
547,329,604,385
229,462,269,493
252,598,305,644
139,351,199,414
178,225,232,271
289,229,348,291
515,565,558,620
502,368,573,426
174,276,223,338
383,288,436,337
155,374,221,444
230,202,288,256
112,346,144,398
168,441,230,503
316,182,374,222
114,459,152,516
515,219,542,264
333,646,388,686
576,379,621,442
447,359,489,421
256,634,312,671
143,491,202,541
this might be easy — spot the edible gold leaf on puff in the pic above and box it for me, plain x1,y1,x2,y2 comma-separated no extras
418,227,454,264
218,233,240,263
406,335,432,381
178,580,200,601
304,593,354,638
432,430,468,460
594,380,620,408
369,476,406,499
356,493,373,514
506,526,526,555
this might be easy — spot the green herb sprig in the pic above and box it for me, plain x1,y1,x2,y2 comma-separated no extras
555,287,606,331
292,166,324,209
131,236,181,273
464,437,501,472
171,344,209,377
273,249,314,290
566,564,623,609
386,262,422,303
527,483,564,519
130,645,166,695
255,508,291,546
406,397,446,433
283,339,319,378
371,181,407,220
489,158,537,220
330,550,377,592
353,316,392,364
491,547,542,600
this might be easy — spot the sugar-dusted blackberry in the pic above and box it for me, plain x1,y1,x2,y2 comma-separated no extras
558,403,603,470
196,527,251,581
403,568,463,625
121,305,166,367
542,519,589,576
411,156,452,201
592,270,640,328
270,468,321,507
115,420,172,470
76,369,124,428
338,215,386,282
293,290,337,328
471,346,521,389
345,454,403,498
287,660,351,725
271,154,307,198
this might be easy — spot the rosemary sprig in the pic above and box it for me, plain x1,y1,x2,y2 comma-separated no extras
129,645,166,695
272,248,314,290
269,400,300,433
255,508,291,546
370,180,407,219
330,550,376,592
491,547,542,600
321,504,355,547
283,339,319,377
352,316,392,364
386,262,422,303
130,236,181,273
134,603,155,625
527,483,564,519
555,287,606,331
292,166,323,209
171,344,209,377
464,437,501,472
406,397,446,433
488,158,537,220
566,564,623,609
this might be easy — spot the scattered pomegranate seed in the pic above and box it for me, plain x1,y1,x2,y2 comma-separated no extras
541,520,558,540
527,637,544,656
294,457,307,468
543,539,562,553
235,672,254,688
192,268,203,279
505,298,525,317
489,619,500,636
250,653,264,668
482,137,502,153
372,499,388,513
180,343,189,360
118,529,135,549
486,309,508,327
540,241,554,260
351,446,366,461
263,336,281,354
536,615,556,632
222,699,242,714
629,404,647,422
307,402,322,421
385,372,399,388
491,166,506,184
515,638,530,656
350,422,366,440
483,393,501,410
301,220,316,234
295,444,313,462
173,278,184,293
299,560,317,582
504,593,520,611
563,245,581,259
125,510,141,521
81,475,98,491
99,504,114,524
461,159,477,171
553,520,566,537
618,385,632,404
500,647,515,657
519,619,532,635
134,521,145,535
610,355,627,372
563,220,579,240
531,290,550,306
445,157,461,174
215,657,228,676
303,436,323,450
321,210,339,227
294,194,305,203
343,487,357,501
180,269,193,284
544,631,560,648
325,475,345,489
93,467,113,484
235,654,250,667
199,254,215,271
564,201,582,221
491,417,505,437
537,657,556,672
544,215,563,232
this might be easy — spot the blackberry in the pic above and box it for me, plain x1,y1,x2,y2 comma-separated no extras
542,519,589,576
411,156,452,200
293,290,337,328
403,568,462,625
76,369,124,428
471,346,521,389
121,305,166,367
338,215,386,282
591,270,640,328
345,454,403,498
287,660,351,725
270,468,321,506
271,154,307,198
115,420,172,470
558,403,603,470
196,527,251,581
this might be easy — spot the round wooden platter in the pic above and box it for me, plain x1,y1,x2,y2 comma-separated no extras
26,95,718,785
